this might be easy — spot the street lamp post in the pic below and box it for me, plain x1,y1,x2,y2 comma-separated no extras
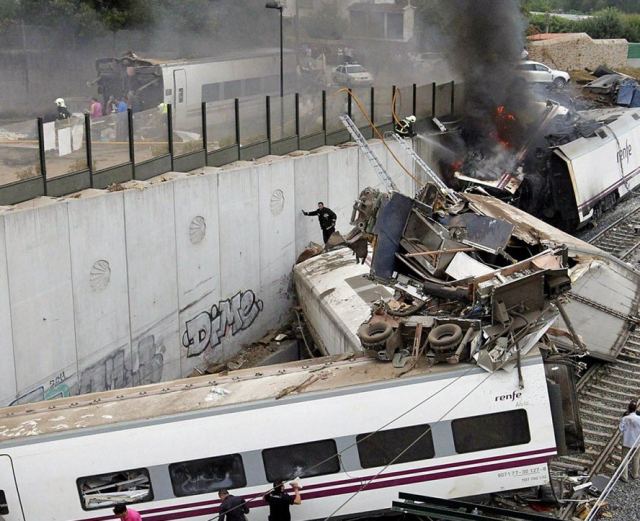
265,1,284,137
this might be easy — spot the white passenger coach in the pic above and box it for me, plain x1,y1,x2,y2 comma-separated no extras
0,353,557,521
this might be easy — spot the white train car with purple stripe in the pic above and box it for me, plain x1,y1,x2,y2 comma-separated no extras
0,351,565,521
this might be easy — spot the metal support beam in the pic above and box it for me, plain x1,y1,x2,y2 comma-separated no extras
201,101,208,166
412,83,417,116
234,97,240,160
127,108,136,179
84,113,94,187
167,103,174,170
432,81,437,117
266,95,272,155
322,90,327,145
295,92,300,150
36,117,47,195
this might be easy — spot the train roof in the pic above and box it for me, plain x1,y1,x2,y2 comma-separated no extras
101,48,296,68
0,353,538,447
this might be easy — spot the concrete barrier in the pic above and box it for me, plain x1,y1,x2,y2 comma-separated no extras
0,139,419,406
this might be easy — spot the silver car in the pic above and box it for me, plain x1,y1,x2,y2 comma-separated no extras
516,60,570,87
332,63,373,87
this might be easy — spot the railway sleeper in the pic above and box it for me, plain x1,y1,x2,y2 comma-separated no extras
582,418,618,430
590,384,637,399
598,377,640,393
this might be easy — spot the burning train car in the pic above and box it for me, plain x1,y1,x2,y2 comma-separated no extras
453,103,640,230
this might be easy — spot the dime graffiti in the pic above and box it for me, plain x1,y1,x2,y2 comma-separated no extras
181,290,264,357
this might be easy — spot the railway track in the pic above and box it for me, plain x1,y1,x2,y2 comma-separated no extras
554,206,640,518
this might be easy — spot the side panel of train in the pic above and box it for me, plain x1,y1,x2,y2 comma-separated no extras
555,110,640,225
0,360,556,521
162,53,298,129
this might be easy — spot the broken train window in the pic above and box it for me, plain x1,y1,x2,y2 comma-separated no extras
262,439,340,482
0,490,8,515
77,468,153,510
452,409,531,454
356,424,435,469
169,454,246,497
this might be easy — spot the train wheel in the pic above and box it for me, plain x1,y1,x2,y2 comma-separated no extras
358,321,393,346
428,324,463,352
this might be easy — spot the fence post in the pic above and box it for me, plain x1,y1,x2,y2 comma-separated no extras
370,86,375,129
412,83,417,117
127,108,136,180
295,93,300,150
450,80,455,115
431,82,437,117
84,113,94,188
266,96,272,155
322,90,327,145
391,85,396,126
347,90,352,119
201,102,208,166
167,103,174,171
37,117,47,196
234,98,240,160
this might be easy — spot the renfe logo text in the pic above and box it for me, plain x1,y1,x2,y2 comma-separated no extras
495,391,522,401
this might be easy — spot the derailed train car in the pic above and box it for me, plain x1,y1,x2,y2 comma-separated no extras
92,49,297,128
454,105,640,230
0,352,561,521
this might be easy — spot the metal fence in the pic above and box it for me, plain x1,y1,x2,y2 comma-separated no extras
0,80,457,206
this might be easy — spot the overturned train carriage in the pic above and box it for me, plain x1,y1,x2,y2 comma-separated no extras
2,353,558,521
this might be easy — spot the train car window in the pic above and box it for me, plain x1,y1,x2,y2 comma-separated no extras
223,80,242,100
262,439,340,482
452,409,531,453
202,83,221,103
169,454,246,497
0,490,8,514
244,78,262,97
356,424,435,468
77,468,153,511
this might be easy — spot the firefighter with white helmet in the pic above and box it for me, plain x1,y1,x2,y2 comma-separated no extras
395,114,417,137
55,98,71,120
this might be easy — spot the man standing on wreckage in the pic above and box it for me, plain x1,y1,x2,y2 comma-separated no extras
302,202,337,244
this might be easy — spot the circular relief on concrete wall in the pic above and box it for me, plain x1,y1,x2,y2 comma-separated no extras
189,216,207,244
90,260,111,291
270,189,285,216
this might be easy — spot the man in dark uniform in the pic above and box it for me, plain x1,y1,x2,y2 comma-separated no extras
302,202,337,244
264,481,301,521
218,489,249,521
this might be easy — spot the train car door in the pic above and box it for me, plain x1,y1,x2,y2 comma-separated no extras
173,69,187,126
0,455,24,520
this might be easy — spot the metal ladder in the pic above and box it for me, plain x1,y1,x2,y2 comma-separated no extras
386,131,461,204
339,114,398,192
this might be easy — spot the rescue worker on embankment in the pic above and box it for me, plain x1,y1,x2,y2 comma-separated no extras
394,115,416,137
302,202,337,244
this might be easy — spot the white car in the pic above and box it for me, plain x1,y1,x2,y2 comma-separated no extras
516,60,570,87
332,63,373,86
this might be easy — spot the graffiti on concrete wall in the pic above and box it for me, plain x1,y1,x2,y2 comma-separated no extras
79,334,165,394
9,335,165,406
182,290,264,357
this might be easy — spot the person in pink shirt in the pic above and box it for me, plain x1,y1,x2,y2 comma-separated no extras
113,504,142,520
90,97,103,119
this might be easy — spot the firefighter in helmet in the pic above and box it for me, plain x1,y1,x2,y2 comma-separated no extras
395,115,417,137
55,98,71,120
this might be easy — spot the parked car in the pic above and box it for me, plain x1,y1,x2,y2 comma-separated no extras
332,63,373,86
516,60,570,87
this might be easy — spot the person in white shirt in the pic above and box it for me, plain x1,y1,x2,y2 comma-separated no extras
619,400,640,481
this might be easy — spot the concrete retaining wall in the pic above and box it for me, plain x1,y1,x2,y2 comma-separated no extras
0,138,417,406
527,33,628,71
